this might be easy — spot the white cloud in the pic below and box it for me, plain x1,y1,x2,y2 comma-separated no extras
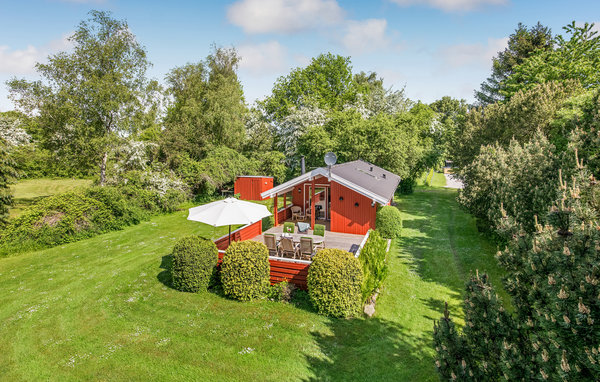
238,41,287,75
575,21,600,34
440,37,508,68
227,0,344,34
0,34,73,75
390,0,507,12
341,19,392,55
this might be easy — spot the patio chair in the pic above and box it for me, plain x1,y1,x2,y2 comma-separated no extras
279,237,298,259
291,206,305,221
264,233,278,257
283,221,295,234
299,237,316,260
313,224,325,237
313,224,326,250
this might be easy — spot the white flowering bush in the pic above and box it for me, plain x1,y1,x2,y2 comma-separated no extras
0,116,30,147
277,104,329,162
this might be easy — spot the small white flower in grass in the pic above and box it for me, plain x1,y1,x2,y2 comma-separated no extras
238,347,254,355
156,338,171,346
126,296,138,303
264,323,273,330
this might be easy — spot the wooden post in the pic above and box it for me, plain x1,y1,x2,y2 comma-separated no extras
311,178,316,229
283,193,287,209
274,194,279,226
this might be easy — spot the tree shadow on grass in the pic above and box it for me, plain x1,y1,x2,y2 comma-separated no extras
157,254,174,289
303,316,436,381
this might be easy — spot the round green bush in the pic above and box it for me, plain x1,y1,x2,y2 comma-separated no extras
221,240,270,301
307,248,363,318
171,236,218,293
376,205,402,239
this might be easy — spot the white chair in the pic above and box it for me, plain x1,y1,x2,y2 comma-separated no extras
291,206,305,221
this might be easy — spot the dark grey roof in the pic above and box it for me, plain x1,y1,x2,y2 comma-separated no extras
330,160,401,203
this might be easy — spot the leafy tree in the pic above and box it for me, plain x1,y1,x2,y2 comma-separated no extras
176,147,256,195
161,47,247,160
458,132,563,235
8,10,152,185
261,53,357,120
436,164,600,381
451,80,582,170
475,22,553,105
275,103,329,165
502,22,600,100
0,138,18,225
294,102,435,181
429,96,468,162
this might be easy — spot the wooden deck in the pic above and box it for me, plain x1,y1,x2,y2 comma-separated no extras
251,224,365,254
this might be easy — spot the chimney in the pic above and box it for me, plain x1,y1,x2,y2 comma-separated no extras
301,156,306,174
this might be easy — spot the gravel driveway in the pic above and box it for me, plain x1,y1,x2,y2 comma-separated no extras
444,174,463,189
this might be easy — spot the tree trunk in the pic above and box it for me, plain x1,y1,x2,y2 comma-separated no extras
99,151,108,186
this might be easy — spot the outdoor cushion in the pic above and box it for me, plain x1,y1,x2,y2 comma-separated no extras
297,222,310,233
313,224,325,237
283,222,295,233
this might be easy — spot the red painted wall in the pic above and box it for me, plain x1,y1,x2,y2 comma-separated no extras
217,251,310,289
234,176,273,200
330,181,376,235
214,220,263,250
269,259,310,289
290,176,330,210
277,205,292,225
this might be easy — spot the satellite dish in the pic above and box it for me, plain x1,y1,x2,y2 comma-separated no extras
324,152,337,166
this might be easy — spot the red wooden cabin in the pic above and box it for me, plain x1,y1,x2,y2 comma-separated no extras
234,176,273,200
260,160,401,235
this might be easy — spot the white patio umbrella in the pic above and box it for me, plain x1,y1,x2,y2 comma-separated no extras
187,198,272,245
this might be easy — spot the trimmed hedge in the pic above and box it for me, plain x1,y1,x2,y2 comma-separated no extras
359,230,388,301
171,236,218,292
307,248,363,318
376,205,402,239
221,240,270,301
0,185,187,257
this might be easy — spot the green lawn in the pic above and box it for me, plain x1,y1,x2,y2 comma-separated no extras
9,178,93,218
0,181,504,381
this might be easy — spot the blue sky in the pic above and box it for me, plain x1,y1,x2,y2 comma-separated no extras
0,0,599,111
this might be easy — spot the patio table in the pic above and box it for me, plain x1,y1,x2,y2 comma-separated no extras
278,233,324,245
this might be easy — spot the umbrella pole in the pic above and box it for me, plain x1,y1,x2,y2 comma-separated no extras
228,225,231,246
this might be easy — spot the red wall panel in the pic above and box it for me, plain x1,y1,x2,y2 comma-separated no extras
214,220,263,250
330,181,376,235
234,177,273,200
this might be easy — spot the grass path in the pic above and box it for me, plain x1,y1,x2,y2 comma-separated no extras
9,178,92,218
0,176,505,381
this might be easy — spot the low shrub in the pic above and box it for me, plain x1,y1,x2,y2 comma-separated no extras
0,184,188,257
171,236,218,292
425,168,434,186
221,240,270,301
0,190,114,253
359,230,388,301
307,248,363,318
398,177,416,194
376,206,402,239
267,281,296,302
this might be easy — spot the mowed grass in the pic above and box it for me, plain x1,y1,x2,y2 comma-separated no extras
0,177,504,381
9,178,93,218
